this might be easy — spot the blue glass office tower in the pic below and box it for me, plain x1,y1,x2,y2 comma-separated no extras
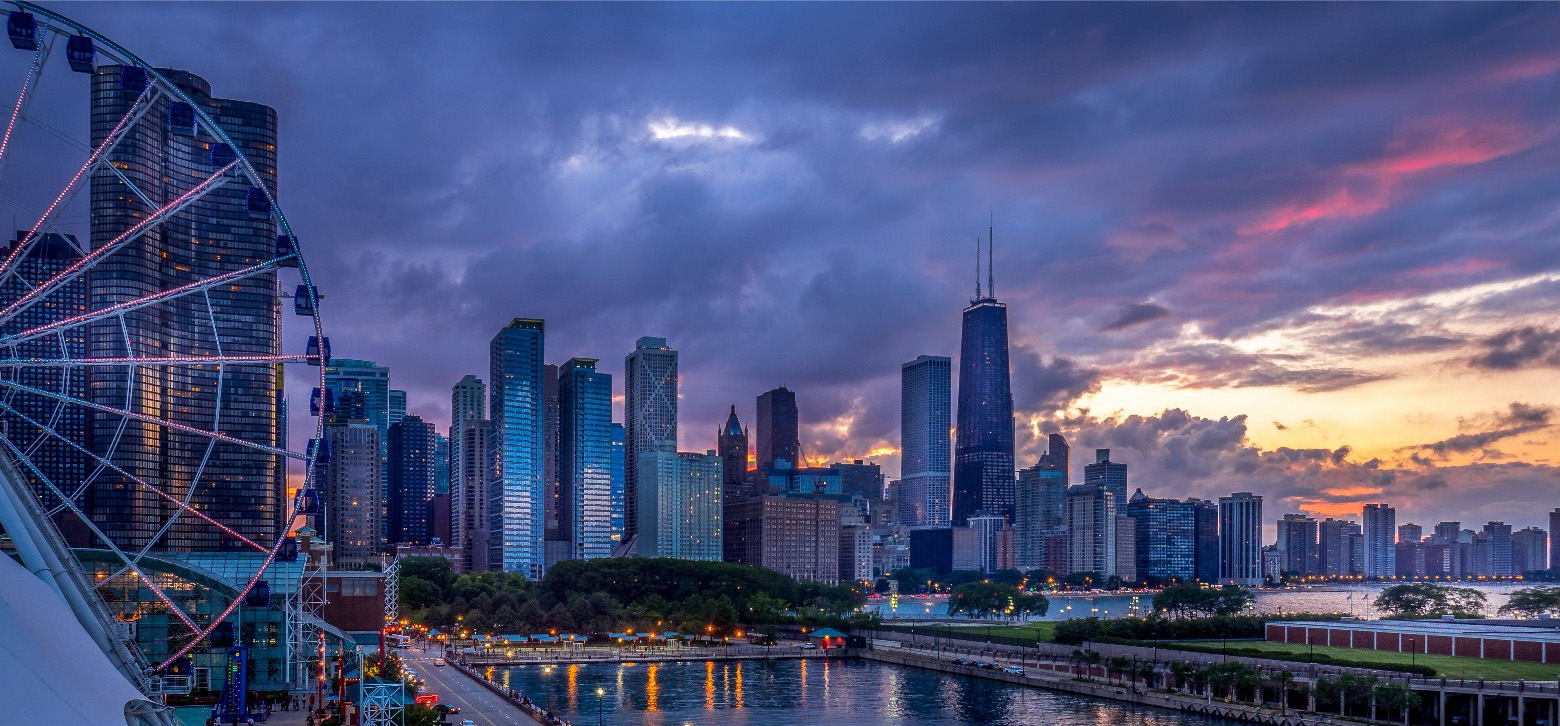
559,358,613,560
490,318,545,578
900,355,951,527
953,247,1014,526
325,358,392,537
610,423,626,548
1126,489,1197,584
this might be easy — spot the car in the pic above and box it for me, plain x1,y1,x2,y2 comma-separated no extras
433,658,446,666
461,720,476,726
799,643,817,650
954,659,970,666
1004,665,1025,675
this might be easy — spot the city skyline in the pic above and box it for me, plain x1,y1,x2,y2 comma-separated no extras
22,3,1560,533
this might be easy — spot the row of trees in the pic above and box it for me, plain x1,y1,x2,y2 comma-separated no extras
1069,650,1419,721
399,557,874,636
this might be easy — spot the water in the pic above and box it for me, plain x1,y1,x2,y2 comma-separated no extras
867,584,1524,621
494,658,1236,725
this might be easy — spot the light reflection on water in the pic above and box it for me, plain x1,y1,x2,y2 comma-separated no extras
500,659,1240,725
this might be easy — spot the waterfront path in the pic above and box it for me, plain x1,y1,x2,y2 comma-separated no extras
461,643,845,667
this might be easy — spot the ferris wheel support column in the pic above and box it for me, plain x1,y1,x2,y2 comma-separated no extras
0,448,146,690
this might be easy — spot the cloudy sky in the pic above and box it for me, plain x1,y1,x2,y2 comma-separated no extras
33,3,1560,532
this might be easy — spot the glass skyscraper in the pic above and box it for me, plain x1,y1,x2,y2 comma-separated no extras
491,318,545,577
1126,490,1197,583
325,358,392,539
624,336,677,547
88,67,282,550
953,293,1014,526
1219,492,1264,585
558,358,613,560
609,422,625,548
387,415,437,545
899,355,951,527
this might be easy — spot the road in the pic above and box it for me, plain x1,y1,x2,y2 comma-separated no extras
402,646,542,726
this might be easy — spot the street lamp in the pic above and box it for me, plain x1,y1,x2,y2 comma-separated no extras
596,687,606,726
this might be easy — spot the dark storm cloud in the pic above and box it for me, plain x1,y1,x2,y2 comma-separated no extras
1099,302,1173,333
1471,326,1560,370
1119,342,1392,393
37,2,1560,471
1404,402,1555,459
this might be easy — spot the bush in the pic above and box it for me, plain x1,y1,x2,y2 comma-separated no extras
1052,613,1345,645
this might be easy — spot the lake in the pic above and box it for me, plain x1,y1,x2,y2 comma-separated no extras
494,658,1239,725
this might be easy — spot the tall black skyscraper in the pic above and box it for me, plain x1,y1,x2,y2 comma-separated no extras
756,386,799,470
387,415,438,545
88,67,282,550
953,228,1014,525
1042,433,1070,483
717,405,748,498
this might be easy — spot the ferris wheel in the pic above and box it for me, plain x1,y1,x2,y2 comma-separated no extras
0,0,328,700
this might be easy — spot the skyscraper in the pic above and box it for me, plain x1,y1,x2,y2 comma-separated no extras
636,448,723,561
541,363,561,546
1126,490,1197,583
388,389,408,427
325,358,392,538
320,418,382,568
1482,521,1513,576
624,336,678,547
609,423,626,548
449,375,486,559
953,232,1014,526
1319,518,1363,576
387,415,437,546
558,358,613,561
1398,523,1423,545
1551,509,1560,574
1219,492,1263,585
1362,503,1396,578
1190,498,1220,582
756,386,800,470
1014,458,1066,571
1044,433,1070,483
455,419,497,572
1084,449,1128,512
1277,514,1320,576
1066,484,1116,577
490,318,545,577
89,68,282,550
1511,527,1548,574
717,405,749,499
899,355,952,527
0,232,89,535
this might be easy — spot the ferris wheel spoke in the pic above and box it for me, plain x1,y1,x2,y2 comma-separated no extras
0,160,241,325
0,433,204,635
0,17,48,171
0,377,305,461
0,256,283,347
0,398,269,553
0,353,308,367
0,85,155,284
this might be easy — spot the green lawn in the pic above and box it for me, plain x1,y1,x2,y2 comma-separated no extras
1159,640,1560,681
943,622,1058,642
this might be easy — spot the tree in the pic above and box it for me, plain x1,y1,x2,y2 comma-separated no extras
1373,682,1421,724
1498,586,1560,617
1376,583,1487,617
948,582,1008,618
1152,584,1254,617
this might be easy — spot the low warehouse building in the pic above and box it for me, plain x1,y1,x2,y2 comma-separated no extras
1267,619,1560,663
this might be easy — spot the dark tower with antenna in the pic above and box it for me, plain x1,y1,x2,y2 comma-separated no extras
953,221,1015,525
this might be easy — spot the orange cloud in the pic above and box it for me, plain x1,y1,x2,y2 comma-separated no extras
1318,485,1382,498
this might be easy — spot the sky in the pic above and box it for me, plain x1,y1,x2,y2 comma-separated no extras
20,3,1560,533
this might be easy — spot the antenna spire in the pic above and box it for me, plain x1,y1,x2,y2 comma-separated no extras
974,235,981,299
987,211,994,299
